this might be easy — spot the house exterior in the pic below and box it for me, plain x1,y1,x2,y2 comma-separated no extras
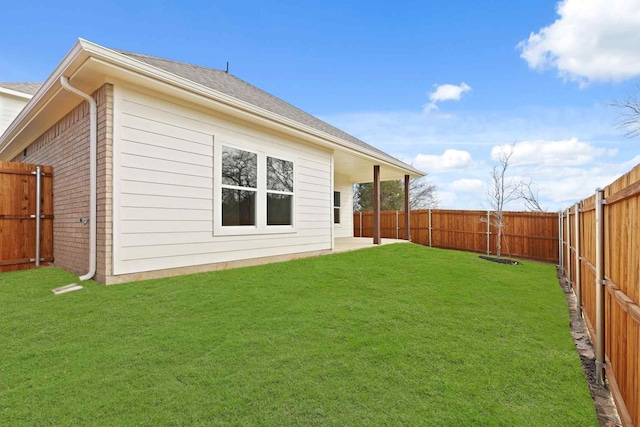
0,39,423,284
0,83,41,136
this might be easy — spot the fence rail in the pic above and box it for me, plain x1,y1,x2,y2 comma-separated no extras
354,209,559,263
561,162,640,427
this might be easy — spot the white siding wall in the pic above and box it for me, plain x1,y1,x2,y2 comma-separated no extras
333,174,354,238
112,85,333,275
0,93,29,136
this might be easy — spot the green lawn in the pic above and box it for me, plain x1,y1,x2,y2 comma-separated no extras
0,244,596,426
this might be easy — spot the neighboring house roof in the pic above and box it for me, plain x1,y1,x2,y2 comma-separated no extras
0,82,42,96
115,50,394,161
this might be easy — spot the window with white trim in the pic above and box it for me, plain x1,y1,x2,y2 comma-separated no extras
215,141,295,235
267,156,294,226
221,146,257,226
334,191,341,224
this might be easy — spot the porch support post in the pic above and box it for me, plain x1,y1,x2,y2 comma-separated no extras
373,165,381,245
404,174,411,241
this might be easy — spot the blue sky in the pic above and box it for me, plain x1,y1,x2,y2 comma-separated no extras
2,0,639,211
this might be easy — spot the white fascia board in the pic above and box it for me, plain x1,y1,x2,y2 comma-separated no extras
78,40,424,178
0,40,88,158
0,87,33,100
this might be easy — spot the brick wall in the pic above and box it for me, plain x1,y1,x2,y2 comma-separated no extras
13,84,113,282
97,85,113,282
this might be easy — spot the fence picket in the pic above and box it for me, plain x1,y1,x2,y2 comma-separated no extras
565,162,640,426
0,161,54,272
354,209,559,263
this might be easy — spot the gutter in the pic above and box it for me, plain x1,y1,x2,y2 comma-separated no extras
60,76,97,281
0,40,86,158
79,40,425,178
1,39,423,178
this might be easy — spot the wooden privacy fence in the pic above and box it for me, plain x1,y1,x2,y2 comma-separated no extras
0,161,53,272
561,162,640,427
354,209,559,263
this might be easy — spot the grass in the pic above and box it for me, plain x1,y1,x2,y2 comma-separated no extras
0,244,596,426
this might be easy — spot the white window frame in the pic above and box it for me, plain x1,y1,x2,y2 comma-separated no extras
266,155,295,228
213,139,296,236
220,145,258,228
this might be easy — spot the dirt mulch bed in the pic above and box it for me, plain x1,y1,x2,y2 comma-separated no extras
478,255,520,265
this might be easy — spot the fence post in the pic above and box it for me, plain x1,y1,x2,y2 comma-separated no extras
595,188,606,386
574,203,581,317
359,211,362,237
486,210,491,255
565,207,571,285
396,210,399,240
428,209,432,247
558,211,564,273
34,166,42,267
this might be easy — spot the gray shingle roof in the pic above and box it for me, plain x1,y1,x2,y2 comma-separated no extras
115,50,394,160
0,82,42,95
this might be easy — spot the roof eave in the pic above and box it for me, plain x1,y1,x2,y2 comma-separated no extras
78,40,423,177
0,87,33,100
1,39,425,178
0,39,90,158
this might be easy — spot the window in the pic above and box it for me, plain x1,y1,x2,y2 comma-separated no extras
334,191,341,224
267,157,294,225
221,146,257,226
215,142,296,234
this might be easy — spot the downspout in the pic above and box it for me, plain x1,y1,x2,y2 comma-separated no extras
60,76,97,281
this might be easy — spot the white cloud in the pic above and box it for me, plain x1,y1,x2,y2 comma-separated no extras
320,104,625,158
534,166,623,203
518,0,640,85
491,138,606,167
449,179,485,194
436,191,458,207
620,154,640,170
425,82,471,112
412,149,476,173
320,106,637,211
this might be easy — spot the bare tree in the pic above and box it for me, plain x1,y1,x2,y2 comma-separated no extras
484,144,546,259
518,178,545,212
611,88,640,137
486,145,521,259
353,178,438,212
409,177,440,209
